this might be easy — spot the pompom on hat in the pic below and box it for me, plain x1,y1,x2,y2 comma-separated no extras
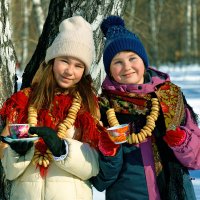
45,16,95,75
101,15,149,75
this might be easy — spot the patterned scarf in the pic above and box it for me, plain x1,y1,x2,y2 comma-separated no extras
100,81,185,131
100,80,186,200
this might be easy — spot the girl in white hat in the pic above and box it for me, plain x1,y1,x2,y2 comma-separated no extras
0,16,102,200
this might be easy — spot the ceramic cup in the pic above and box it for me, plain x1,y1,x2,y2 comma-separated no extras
107,124,129,144
8,124,30,139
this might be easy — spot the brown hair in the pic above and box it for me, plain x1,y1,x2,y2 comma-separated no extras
29,61,100,120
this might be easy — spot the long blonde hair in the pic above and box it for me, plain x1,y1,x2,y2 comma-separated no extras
29,60,100,120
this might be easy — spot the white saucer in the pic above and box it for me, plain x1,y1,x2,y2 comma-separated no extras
3,137,39,143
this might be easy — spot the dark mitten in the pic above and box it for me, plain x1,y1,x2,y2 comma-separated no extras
163,127,186,147
0,136,33,155
97,125,120,156
29,127,66,157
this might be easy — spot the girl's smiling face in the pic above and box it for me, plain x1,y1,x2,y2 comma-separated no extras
110,51,145,84
53,56,85,89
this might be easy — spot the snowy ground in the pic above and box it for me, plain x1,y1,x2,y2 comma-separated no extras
93,64,200,200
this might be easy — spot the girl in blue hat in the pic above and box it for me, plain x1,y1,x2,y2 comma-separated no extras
91,15,200,200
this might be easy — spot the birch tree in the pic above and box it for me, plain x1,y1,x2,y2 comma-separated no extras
20,0,46,71
192,0,198,61
149,0,164,67
149,0,159,67
126,0,136,27
0,1,17,199
32,0,45,34
0,1,17,107
21,0,128,92
20,0,30,70
185,0,192,63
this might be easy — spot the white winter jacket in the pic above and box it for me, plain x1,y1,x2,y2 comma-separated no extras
1,138,99,200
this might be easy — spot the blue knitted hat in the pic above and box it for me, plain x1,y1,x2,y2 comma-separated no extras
101,15,149,75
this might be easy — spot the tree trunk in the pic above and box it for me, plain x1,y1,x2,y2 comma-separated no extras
21,0,127,92
0,0,17,199
157,0,164,27
126,0,136,27
192,0,198,62
32,0,45,34
0,0,17,106
149,0,159,67
185,0,192,63
20,0,30,70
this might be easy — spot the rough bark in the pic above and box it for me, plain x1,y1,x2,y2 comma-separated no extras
0,0,17,107
0,1,17,199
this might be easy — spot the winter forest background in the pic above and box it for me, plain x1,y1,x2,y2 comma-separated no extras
0,0,200,199
1,0,200,102
9,0,200,71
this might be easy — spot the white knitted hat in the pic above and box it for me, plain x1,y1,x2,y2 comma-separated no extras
45,16,95,74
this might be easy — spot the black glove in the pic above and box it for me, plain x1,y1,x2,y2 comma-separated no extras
29,127,66,157
0,136,33,156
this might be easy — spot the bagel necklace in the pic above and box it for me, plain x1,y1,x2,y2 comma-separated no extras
28,92,82,168
106,98,160,144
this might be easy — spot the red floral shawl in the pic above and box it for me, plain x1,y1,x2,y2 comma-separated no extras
0,88,99,148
